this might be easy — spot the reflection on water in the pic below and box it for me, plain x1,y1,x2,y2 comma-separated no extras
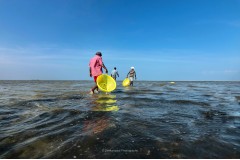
92,93,119,111
0,80,240,158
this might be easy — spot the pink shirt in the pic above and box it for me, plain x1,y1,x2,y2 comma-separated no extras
89,55,103,76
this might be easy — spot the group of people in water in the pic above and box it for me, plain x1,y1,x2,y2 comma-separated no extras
89,52,137,94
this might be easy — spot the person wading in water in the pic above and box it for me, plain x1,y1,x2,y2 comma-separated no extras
126,67,137,86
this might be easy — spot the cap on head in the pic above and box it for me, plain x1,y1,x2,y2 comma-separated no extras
114,67,116,70
131,67,134,69
96,52,102,56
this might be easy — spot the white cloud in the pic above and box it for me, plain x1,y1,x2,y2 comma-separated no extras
195,19,240,28
0,46,92,80
1,46,239,80
0,46,92,64
202,70,240,75
227,20,240,27
224,70,240,74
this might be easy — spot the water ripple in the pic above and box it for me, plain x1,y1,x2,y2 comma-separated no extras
0,80,240,158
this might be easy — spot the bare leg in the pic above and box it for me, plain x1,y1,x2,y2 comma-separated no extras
130,81,133,86
91,84,98,93
90,76,99,94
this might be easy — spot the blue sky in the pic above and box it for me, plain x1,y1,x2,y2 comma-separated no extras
0,0,239,80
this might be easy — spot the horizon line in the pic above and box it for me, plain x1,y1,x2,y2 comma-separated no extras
0,79,239,82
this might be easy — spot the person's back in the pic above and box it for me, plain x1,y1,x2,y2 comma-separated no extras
89,55,103,77
127,67,137,86
129,69,135,78
111,67,119,80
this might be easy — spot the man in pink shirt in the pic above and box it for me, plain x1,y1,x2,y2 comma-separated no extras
89,52,108,94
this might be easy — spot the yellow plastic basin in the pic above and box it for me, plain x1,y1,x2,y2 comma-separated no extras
96,74,117,92
122,78,130,87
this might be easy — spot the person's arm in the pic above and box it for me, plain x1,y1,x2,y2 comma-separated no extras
126,71,129,78
89,67,92,77
135,71,137,79
117,71,119,77
102,63,108,73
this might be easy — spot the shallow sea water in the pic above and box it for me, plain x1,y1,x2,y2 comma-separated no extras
0,80,240,158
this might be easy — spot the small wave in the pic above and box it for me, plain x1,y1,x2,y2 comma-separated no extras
235,96,240,101
57,94,84,100
198,110,237,122
202,94,212,97
171,100,210,107
188,84,198,88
